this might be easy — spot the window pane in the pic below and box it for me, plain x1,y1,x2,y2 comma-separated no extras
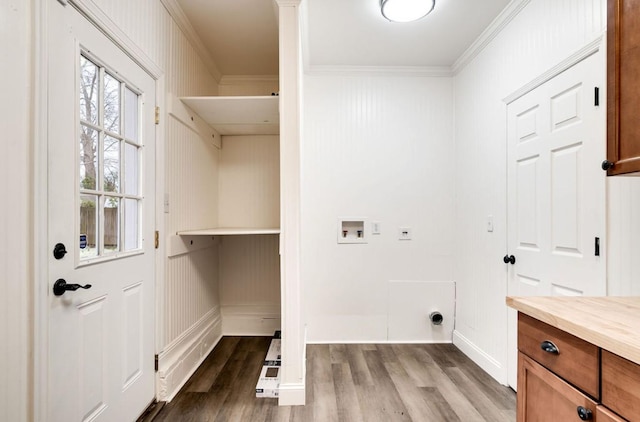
124,143,139,195
104,73,120,133
80,195,98,259
80,56,98,124
104,197,120,254
124,199,139,251
80,126,98,190
104,136,120,192
124,87,138,141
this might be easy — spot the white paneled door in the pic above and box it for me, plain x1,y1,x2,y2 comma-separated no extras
506,52,607,389
47,3,156,420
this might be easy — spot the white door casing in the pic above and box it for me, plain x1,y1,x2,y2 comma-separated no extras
506,51,607,389
47,3,156,420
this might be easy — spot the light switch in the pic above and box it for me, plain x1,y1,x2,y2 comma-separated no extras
372,221,381,235
487,215,494,232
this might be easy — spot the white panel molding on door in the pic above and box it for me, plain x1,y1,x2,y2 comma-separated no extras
505,48,607,389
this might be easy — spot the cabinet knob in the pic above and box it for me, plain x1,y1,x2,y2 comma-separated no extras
602,160,615,171
577,406,593,420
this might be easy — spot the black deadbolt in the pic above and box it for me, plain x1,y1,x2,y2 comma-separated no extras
53,243,67,260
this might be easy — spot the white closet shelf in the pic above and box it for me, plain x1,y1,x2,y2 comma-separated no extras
180,96,279,135
177,227,280,236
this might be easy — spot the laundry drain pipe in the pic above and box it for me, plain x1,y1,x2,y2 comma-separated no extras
429,311,443,326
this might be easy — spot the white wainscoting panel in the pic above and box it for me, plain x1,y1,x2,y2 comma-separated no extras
220,235,281,335
453,0,606,384
607,177,640,296
218,135,280,228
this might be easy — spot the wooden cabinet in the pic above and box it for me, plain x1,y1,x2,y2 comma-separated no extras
516,313,634,421
606,0,640,175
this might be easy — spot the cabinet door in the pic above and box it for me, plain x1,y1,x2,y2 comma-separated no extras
607,0,640,175
518,352,598,422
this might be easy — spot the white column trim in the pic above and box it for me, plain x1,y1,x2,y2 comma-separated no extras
276,0,305,406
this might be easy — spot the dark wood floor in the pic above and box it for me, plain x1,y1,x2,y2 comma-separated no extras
152,337,516,422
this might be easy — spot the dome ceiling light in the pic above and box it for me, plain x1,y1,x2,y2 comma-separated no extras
380,0,436,23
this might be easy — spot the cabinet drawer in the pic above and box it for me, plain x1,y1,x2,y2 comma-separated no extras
602,350,640,420
517,352,598,422
518,313,599,398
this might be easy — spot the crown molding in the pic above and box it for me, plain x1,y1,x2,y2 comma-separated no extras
159,0,223,82
452,0,531,75
305,65,453,77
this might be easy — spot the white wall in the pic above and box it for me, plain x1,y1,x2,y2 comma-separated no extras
302,73,455,342
453,0,607,382
1,1,32,420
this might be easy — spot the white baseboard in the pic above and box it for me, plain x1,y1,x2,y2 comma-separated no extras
221,305,281,336
306,340,453,345
157,308,222,401
278,383,306,406
452,330,507,385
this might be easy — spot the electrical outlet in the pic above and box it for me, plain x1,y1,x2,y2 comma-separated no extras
398,227,412,240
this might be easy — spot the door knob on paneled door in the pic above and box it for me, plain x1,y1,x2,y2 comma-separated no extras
53,279,92,296
503,255,516,265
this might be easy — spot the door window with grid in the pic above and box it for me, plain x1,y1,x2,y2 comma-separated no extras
79,53,142,261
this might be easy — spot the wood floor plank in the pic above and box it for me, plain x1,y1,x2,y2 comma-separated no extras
393,344,436,387
214,350,265,421
345,344,374,386
436,344,516,410
421,387,462,422
361,350,411,421
444,366,513,422
152,339,516,422
384,361,442,422
186,336,240,393
331,363,364,422
329,344,348,364
308,345,340,422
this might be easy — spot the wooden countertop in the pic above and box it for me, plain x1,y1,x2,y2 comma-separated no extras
507,296,640,366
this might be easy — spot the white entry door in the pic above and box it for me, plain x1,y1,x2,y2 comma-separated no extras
506,52,607,389
47,2,156,420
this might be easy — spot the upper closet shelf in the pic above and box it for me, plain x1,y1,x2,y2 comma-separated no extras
180,96,279,136
177,227,280,236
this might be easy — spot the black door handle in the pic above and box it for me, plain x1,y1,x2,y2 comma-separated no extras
53,279,92,296
503,255,516,265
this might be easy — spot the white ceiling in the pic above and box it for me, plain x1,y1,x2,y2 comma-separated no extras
176,0,512,77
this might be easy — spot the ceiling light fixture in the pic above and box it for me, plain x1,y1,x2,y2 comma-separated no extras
380,0,436,23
